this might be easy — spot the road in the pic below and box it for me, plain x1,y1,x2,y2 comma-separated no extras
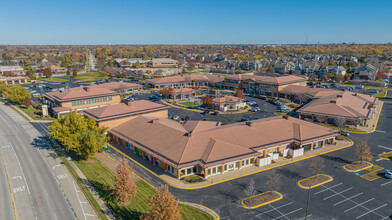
0,102,97,220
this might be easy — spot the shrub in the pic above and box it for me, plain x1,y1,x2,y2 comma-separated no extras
183,175,205,183
34,110,42,115
336,135,344,140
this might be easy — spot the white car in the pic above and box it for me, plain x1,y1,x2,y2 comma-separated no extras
172,115,180,120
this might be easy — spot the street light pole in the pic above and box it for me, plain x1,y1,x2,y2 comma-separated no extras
305,186,311,220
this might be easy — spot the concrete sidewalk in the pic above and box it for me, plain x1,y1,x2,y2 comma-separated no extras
108,139,352,189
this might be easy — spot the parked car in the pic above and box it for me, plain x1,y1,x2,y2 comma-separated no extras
202,110,210,115
355,85,364,89
385,169,392,179
172,115,180,120
330,84,338,88
184,116,190,121
251,104,260,108
239,118,249,122
370,90,379,94
339,130,350,136
250,107,259,112
212,111,219,115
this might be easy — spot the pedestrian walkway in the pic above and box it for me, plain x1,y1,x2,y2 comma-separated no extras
1,100,53,123
107,139,352,189
350,101,383,133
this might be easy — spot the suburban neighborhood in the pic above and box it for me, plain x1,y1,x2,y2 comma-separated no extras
1,1,392,220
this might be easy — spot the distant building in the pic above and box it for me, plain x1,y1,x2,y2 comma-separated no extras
212,95,245,112
0,76,28,85
0,66,25,76
145,74,224,89
114,58,178,68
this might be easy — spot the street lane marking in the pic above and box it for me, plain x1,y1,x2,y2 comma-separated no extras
377,145,392,150
12,185,25,193
374,130,386,133
255,202,294,217
11,176,22,180
298,214,312,220
57,174,68,180
376,158,383,161
272,208,303,220
314,183,343,195
355,204,387,219
10,144,31,195
333,193,363,206
344,198,374,212
323,187,353,200
73,181,88,220
85,213,95,217
0,145,10,148
52,165,61,170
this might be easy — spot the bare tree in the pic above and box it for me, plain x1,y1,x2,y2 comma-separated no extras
265,170,281,195
354,140,373,163
334,118,346,131
297,94,308,105
111,157,137,204
308,157,325,180
141,185,181,220
316,116,327,123
244,178,257,197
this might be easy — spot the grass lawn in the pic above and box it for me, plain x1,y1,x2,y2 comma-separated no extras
74,156,213,220
179,101,198,107
373,90,387,98
316,123,362,132
66,72,110,80
42,77,68,82
14,104,53,121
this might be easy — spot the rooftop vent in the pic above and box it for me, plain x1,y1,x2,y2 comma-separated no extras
337,94,342,98
246,121,253,126
150,118,159,124
330,100,337,103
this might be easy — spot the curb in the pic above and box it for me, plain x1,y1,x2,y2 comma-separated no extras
378,152,392,161
179,202,220,220
343,161,373,173
241,191,283,209
297,174,333,189
108,139,354,190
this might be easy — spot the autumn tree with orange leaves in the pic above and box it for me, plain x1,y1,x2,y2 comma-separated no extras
140,185,181,220
234,89,245,98
111,157,137,205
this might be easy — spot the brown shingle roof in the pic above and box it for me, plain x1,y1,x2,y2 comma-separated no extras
82,100,169,121
44,86,118,102
109,116,337,169
92,81,140,91
213,95,243,105
145,74,224,85
225,74,306,85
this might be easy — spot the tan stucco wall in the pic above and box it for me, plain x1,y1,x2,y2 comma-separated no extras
61,95,121,110
99,109,168,129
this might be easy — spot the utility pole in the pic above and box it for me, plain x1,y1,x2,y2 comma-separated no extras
305,186,311,220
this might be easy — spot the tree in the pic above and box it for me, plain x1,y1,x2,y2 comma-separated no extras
201,95,213,108
265,170,281,195
43,67,52,78
234,89,245,98
244,178,257,197
140,185,181,220
73,69,77,77
4,86,31,104
354,140,373,163
111,157,137,204
23,97,32,107
267,66,275,73
297,94,308,105
49,111,109,159
316,116,327,123
135,61,141,68
335,73,344,82
308,157,325,180
0,82,8,94
159,87,173,98
334,118,346,131
66,69,71,76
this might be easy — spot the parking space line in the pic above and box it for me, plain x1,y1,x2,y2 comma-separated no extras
268,204,289,220
360,172,381,181
298,214,312,220
255,202,294,217
323,187,353,200
355,204,387,219
344,198,374,212
314,183,343,195
333,193,363,206
272,208,303,220
377,145,392,150
380,180,392,186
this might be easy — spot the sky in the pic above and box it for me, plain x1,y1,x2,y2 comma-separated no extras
1,0,391,45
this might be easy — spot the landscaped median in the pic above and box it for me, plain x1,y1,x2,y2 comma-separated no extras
343,161,373,172
373,90,388,98
297,174,333,189
379,151,392,160
241,191,282,209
